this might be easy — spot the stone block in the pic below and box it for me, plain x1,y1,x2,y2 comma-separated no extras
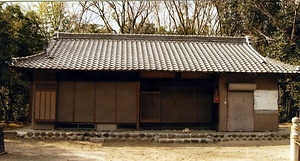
59,136,65,140
40,132,47,137
222,138,229,142
131,133,139,138
95,133,102,137
90,138,105,143
139,133,146,138
190,134,197,138
26,132,34,137
191,139,199,143
174,139,183,143
110,133,117,138
61,132,66,137
200,139,208,143
17,134,25,138
207,139,214,143
47,132,54,137
123,133,130,138
90,132,96,137
34,132,40,136
145,133,153,138
77,136,84,141
117,133,123,138
67,132,74,136
70,136,77,141
229,134,237,138
159,139,174,143
194,134,200,138
103,133,110,137
159,134,168,138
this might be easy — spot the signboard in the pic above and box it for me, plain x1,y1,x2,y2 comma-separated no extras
254,90,278,110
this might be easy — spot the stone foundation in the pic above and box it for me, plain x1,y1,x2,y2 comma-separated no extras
15,131,290,143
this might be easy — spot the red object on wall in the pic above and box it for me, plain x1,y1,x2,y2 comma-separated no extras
213,88,219,104
214,96,219,104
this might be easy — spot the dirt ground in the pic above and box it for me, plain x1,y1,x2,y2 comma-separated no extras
0,138,290,161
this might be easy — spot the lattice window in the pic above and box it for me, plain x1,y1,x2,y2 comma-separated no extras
34,83,56,122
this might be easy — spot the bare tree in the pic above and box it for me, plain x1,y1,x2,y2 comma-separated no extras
163,0,219,35
82,1,154,34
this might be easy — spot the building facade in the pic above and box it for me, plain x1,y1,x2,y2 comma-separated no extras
11,33,298,131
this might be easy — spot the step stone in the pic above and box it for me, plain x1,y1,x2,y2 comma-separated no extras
157,138,212,144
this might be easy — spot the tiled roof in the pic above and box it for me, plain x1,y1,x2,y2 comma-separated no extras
11,32,298,73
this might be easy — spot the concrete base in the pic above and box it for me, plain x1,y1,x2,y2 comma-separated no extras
32,122,54,130
96,124,117,131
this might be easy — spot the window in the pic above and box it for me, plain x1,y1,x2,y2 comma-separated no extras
34,82,56,122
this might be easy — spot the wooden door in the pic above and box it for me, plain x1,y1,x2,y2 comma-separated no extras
57,81,74,122
116,82,138,123
74,82,95,122
140,92,161,122
228,92,254,131
177,88,195,122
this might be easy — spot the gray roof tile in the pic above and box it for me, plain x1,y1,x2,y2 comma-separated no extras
11,32,298,73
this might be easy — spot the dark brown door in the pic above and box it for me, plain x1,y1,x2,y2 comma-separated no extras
228,92,254,131
140,92,161,122
141,86,213,123
57,81,74,122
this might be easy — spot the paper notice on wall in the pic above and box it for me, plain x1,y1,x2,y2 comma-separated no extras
254,90,278,110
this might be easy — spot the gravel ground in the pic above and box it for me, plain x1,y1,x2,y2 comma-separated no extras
0,138,290,161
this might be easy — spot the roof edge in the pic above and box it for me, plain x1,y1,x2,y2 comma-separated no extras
53,32,247,43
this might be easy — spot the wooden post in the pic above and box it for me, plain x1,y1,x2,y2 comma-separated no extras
0,126,6,155
290,117,299,161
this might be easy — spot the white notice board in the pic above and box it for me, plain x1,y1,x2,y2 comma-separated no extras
254,90,278,110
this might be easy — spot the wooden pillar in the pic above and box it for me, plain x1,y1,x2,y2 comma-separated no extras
290,117,299,161
0,127,6,155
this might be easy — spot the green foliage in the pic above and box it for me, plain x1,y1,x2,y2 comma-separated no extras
250,1,300,122
37,2,75,39
0,3,47,125
253,1,300,122
215,0,300,122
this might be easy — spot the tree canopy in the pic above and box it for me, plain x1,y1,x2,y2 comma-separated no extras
0,3,47,124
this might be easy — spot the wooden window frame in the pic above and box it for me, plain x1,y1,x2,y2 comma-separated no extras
34,81,57,122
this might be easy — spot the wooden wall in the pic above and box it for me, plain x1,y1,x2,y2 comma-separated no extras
157,87,213,123
140,72,215,125
31,70,280,131
218,73,279,132
31,70,57,130
57,81,139,124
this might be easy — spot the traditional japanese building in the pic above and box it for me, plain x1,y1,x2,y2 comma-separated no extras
11,32,298,131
